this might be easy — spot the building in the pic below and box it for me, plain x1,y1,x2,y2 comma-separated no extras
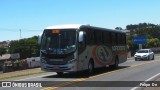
0,41,10,48
0,53,20,71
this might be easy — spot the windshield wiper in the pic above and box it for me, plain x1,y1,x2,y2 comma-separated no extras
41,50,47,54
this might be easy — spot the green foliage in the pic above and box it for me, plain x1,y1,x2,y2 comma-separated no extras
8,36,40,59
115,27,123,30
145,38,160,48
126,23,160,53
0,47,6,55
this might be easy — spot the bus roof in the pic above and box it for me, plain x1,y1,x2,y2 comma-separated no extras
45,24,126,34
45,24,83,29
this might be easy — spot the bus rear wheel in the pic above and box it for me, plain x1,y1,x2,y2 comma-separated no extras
56,72,63,76
109,57,119,69
152,55,154,60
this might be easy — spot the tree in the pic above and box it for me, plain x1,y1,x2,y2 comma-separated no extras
0,48,6,56
115,27,123,30
126,23,160,54
146,38,160,48
8,36,40,59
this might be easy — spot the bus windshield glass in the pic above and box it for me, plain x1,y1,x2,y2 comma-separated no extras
41,29,77,55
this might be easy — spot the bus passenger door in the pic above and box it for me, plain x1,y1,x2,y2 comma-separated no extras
78,31,87,70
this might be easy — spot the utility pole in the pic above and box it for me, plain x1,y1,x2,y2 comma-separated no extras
20,29,22,40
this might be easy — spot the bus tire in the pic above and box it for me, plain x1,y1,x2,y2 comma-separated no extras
148,56,150,60
56,72,63,76
152,55,154,60
135,58,138,61
109,57,119,69
88,60,94,75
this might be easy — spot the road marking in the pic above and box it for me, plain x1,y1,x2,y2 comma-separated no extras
89,60,158,79
42,78,86,90
127,60,134,62
15,73,56,81
145,73,160,81
131,72,160,90
42,60,160,90
131,60,155,67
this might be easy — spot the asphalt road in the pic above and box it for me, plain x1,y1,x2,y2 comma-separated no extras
0,56,160,90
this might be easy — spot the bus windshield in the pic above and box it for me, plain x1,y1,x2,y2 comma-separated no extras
41,29,77,55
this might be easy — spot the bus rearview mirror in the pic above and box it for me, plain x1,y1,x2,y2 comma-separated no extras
79,31,84,42
38,33,42,44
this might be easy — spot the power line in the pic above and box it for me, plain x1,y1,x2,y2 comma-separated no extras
0,28,18,32
0,28,42,32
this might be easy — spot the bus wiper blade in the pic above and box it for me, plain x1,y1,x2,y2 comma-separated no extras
41,50,47,54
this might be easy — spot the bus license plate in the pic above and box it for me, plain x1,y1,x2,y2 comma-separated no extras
53,66,60,69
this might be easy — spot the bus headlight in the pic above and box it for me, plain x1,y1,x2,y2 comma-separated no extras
68,59,76,63
65,55,74,60
64,55,75,63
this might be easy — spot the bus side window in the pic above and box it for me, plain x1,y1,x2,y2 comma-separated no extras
94,30,97,44
117,34,122,45
120,34,123,44
104,32,111,44
122,34,126,44
88,29,94,45
95,30,103,44
111,33,116,45
101,31,104,44
109,32,112,44
115,33,118,44
85,29,89,45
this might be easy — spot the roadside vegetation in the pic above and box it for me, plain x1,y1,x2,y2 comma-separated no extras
4,36,40,59
0,23,160,58
126,23,160,55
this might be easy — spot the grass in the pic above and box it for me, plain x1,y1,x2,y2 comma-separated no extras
0,71,46,80
155,54,160,56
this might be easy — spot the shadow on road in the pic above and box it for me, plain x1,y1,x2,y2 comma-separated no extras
43,66,130,79
135,59,155,61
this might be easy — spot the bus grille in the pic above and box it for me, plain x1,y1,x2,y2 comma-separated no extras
46,61,67,65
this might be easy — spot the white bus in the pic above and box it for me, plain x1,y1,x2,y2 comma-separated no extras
38,24,128,75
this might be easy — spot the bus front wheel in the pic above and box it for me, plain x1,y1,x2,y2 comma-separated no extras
56,72,63,76
88,60,94,75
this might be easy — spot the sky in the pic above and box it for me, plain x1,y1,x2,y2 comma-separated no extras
0,0,160,41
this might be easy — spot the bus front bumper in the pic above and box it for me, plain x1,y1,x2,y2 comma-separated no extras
41,63,77,72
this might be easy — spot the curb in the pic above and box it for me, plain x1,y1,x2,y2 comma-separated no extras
127,57,134,60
